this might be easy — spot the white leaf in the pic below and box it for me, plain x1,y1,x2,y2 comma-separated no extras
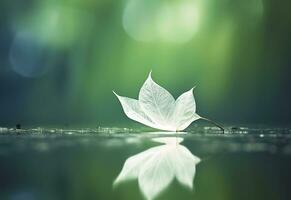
114,71,202,131
113,145,164,186
113,92,161,129
171,88,201,131
113,137,201,200
138,146,175,200
171,145,200,189
138,72,175,130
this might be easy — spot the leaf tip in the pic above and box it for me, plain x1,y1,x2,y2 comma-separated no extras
112,90,119,97
148,70,152,78
189,86,197,93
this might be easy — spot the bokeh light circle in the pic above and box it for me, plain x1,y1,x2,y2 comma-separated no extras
9,31,51,78
123,0,199,43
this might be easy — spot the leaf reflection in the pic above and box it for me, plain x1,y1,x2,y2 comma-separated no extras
113,137,200,200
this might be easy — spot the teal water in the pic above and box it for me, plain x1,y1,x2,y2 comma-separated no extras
0,126,291,200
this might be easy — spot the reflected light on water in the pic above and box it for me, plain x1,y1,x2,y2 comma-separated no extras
114,137,200,200
123,0,199,43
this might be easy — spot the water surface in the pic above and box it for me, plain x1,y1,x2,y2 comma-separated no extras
0,126,290,200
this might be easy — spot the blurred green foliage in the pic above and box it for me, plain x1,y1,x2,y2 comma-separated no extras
0,0,290,127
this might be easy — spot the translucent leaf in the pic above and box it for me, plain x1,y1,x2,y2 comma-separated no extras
138,72,175,130
113,145,163,186
114,71,202,131
171,88,200,131
113,92,161,129
138,146,175,200
171,145,200,189
113,137,201,200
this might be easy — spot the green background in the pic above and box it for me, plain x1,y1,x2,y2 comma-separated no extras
0,0,290,127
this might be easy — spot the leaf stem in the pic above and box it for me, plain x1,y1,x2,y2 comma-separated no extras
200,117,224,133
